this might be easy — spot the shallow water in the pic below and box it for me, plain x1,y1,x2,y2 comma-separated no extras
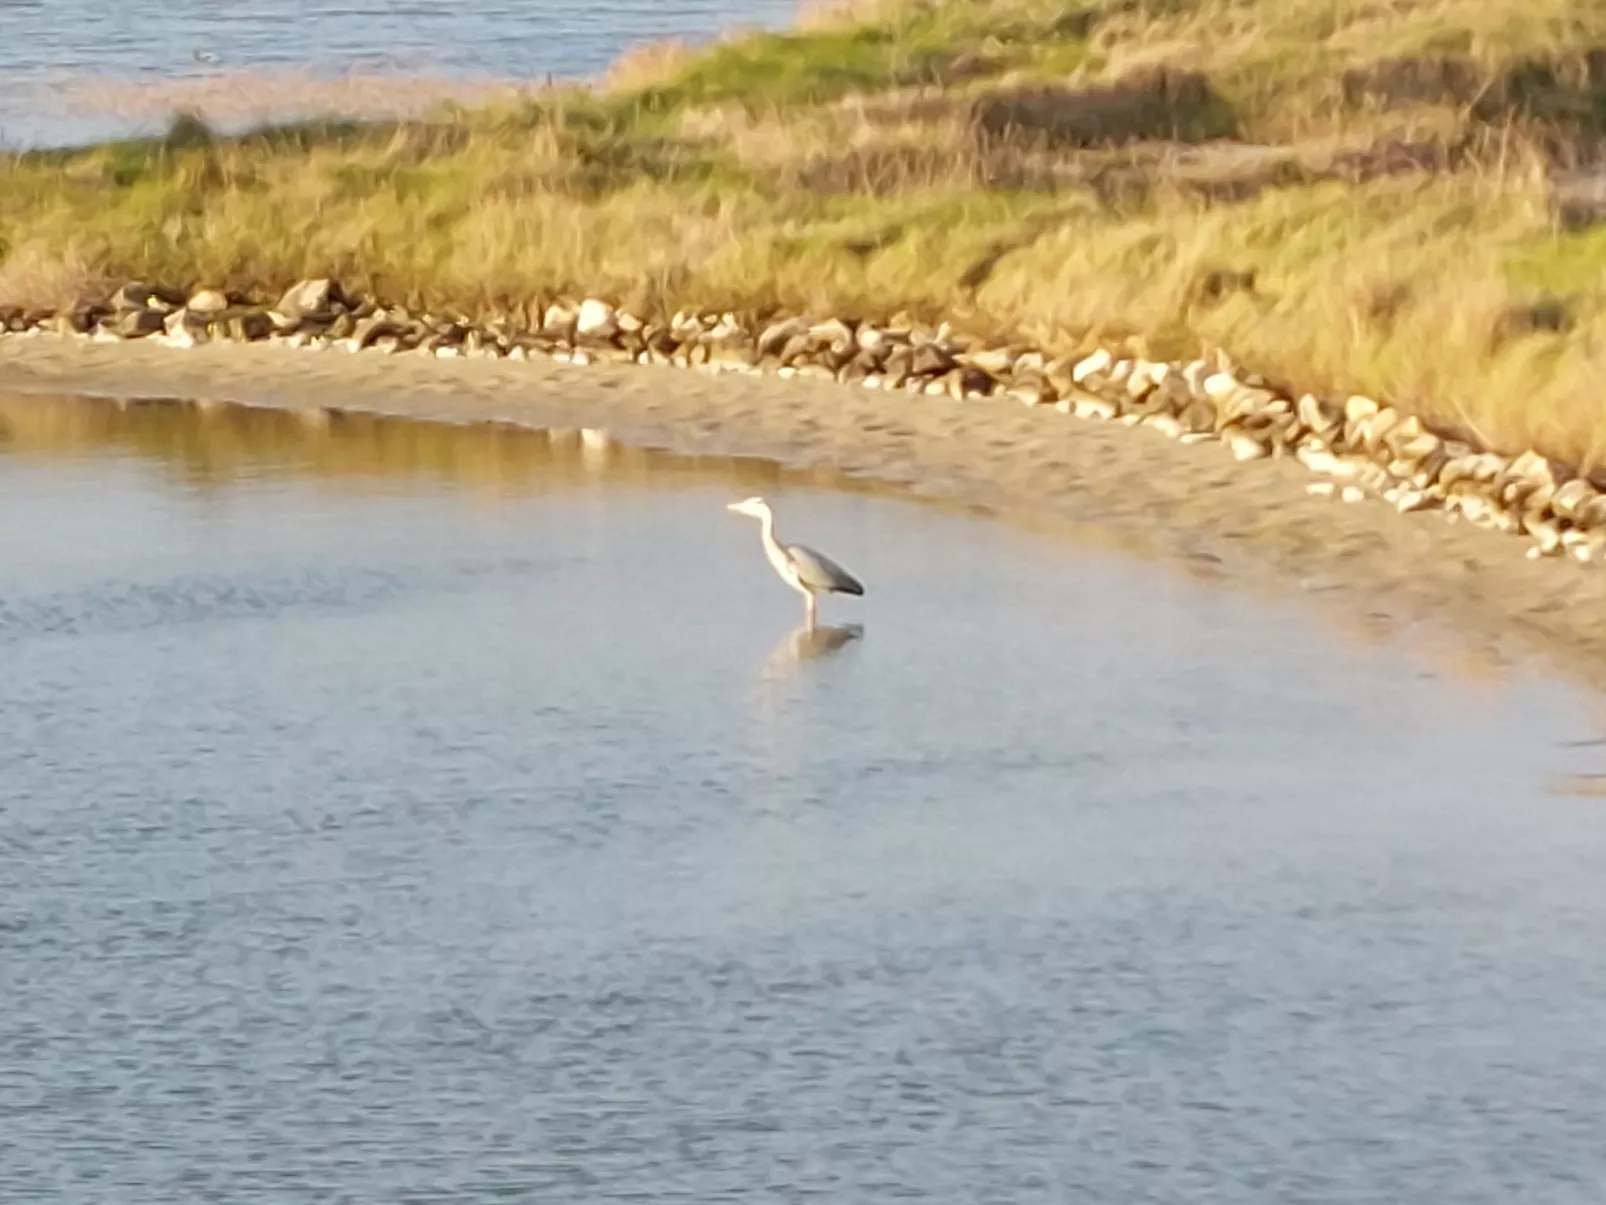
4,394,1606,1203
0,0,797,147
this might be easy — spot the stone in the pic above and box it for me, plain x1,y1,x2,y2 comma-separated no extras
274,278,336,321
1354,462,1391,493
1005,370,1049,406
965,346,1017,376
187,288,230,315
1526,517,1564,555
111,281,181,313
1123,388,1174,420
1576,494,1606,529
1144,414,1183,439
224,309,274,341
855,325,890,355
1071,347,1112,385
161,306,208,347
1226,432,1270,461
349,315,402,351
1503,449,1556,489
1297,393,1343,438
327,311,358,340
575,298,618,342
880,345,915,387
1340,485,1367,504
1218,385,1278,427
1551,478,1598,521
1178,398,1216,435
909,343,955,376
762,332,805,367
1363,407,1401,448
1388,428,1442,465
112,307,164,338
1201,371,1240,403
707,314,746,347
1181,359,1210,398
758,316,808,358
1060,391,1118,421
808,317,855,355
957,366,996,398
837,359,870,387
1344,394,1380,423
1520,481,1557,518
1440,452,1504,488
541,303,577,339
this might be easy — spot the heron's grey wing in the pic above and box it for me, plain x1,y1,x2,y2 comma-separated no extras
785,543,865,595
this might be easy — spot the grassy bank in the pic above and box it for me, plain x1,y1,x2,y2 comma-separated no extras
4,0,1606,464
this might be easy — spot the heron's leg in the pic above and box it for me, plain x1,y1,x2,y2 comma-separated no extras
804,593,817,630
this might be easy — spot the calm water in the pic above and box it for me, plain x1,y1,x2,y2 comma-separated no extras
0,0,797,147
4,395,1606,1203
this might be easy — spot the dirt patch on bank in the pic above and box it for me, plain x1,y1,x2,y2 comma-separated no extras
3,334,1605,692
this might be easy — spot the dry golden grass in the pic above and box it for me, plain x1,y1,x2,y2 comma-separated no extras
6,0,1606,464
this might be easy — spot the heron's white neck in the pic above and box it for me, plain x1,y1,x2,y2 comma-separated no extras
753,507,782,555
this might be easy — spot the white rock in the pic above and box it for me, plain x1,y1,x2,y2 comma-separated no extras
1182,359,1209,396
965,346,1016,375
1527,518,1563,554
1344,394,1380,422
1307,481,1336,498
1071,348,1112,384
1340,485,1367,504
1202,371,1239,403
1296,446,1344,475
188,288,229,315
1143,414,1182,439
542,303,575,334
1227,434,1269,461
575,299,618,340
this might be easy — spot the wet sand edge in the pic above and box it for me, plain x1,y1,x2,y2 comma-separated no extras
2,333,1602,688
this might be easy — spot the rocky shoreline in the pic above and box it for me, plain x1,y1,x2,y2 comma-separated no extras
4,277,1599,570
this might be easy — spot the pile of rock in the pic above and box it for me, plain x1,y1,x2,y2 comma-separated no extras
4,278,1603,564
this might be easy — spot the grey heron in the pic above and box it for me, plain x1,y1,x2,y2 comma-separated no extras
727,496,864,627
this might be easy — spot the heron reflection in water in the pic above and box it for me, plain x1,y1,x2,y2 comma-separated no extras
726,496,865,629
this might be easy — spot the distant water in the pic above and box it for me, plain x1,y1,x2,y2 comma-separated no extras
5,393,1606,1203
0,0,799,148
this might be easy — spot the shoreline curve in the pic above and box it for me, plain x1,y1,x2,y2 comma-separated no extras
5,327,1606,692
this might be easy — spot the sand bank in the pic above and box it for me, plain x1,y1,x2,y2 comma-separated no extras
3,333,1605,690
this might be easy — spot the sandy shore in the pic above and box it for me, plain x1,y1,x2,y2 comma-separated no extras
4,333,1606,689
